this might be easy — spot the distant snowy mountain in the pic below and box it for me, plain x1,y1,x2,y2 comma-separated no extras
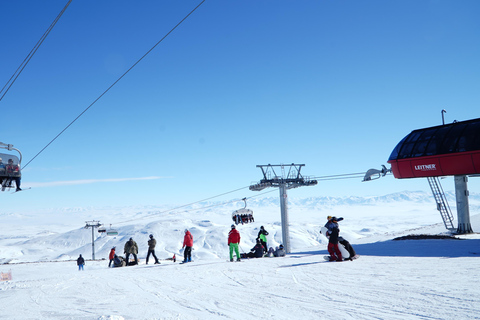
2,191,480,265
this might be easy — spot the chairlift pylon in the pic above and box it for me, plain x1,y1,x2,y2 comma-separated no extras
232,198,254,225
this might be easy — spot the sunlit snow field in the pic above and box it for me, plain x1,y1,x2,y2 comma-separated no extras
1,191,480,320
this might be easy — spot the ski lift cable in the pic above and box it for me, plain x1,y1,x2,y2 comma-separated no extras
115,185,250,225
22,0,206,170
310,172,366,180
0,0,73,102
108,170,371,226
110,186,277,226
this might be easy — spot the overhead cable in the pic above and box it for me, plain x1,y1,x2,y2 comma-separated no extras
0,0,72,102
23,0,206,169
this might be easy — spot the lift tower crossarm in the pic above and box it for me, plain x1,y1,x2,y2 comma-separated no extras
249,164,317,253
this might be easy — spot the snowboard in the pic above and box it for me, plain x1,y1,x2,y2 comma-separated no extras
324,255,359,261
320,226,350,259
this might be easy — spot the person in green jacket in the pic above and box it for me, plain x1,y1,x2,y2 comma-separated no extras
257,226,269,255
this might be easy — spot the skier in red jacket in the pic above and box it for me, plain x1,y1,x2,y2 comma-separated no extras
182,229,194,263
108,247,116,267
228,224,241,262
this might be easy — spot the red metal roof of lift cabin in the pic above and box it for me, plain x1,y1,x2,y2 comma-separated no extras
388,118,480,179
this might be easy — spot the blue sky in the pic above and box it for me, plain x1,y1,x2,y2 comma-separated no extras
1,0,480,211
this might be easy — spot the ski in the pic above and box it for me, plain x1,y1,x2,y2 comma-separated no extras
11,187,31,194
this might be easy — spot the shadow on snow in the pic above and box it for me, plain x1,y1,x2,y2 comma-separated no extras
292,238,480,259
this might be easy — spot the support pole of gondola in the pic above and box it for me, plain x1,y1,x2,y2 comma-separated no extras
454,175,473,234
279,183,291,253
441,109,447,125
85,220,102,260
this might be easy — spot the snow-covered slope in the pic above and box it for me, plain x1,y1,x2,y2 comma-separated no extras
1,191,480,319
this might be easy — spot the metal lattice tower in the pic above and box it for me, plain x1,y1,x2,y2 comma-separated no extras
249,164,317,253
85,220,102,260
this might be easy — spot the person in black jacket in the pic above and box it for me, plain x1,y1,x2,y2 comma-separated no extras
77,254,85,271
327,217,343,262
246,239,264,258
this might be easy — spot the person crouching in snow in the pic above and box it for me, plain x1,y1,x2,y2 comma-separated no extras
246,239,264,258
183,229,193,263
326,217,343,262
274,244,286,257
228,224,241,262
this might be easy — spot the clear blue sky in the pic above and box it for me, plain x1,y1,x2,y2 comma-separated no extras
1,0,479,211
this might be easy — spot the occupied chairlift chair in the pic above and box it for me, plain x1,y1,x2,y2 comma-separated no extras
0,142,22,191
232,198,254,224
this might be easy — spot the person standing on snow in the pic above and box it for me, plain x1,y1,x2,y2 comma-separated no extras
108,247,116,267
77,254,85,271
228,224,241,262
324,216,357,260
326,217,343,261
146,234,160,265
257,226,269,255
124,237,139,265
182,229,193,263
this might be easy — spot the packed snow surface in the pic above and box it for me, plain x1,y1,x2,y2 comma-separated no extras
1,191,480,319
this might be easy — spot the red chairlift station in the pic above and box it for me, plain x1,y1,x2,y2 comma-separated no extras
387,117,480,233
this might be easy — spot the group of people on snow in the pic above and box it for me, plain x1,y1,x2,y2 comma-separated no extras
0,157,22,191
75,216,356,269
228,224,286,261
106,235,157,268
103,230,195,268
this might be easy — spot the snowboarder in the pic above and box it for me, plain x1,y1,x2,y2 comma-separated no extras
326,217,343,261
257,226,269,254
246,239,264,258
146,234,160,264
182,229,193,263
124,237,138,265
77,254,85,271
108,247,116,267
228,224,241,262
325,216,357,260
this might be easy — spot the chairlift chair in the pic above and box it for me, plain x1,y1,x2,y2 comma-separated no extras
232,198,254,224
106,224,118,236
0,142,22,191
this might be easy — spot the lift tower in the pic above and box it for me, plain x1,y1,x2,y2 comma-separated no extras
249,164,317,253
85,220,102,260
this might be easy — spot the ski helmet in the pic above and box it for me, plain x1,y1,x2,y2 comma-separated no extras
231,224,236,229
149,234,153,238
